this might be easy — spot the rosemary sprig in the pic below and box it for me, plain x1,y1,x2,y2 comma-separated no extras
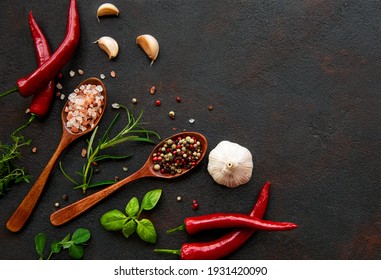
0,134,31,195
60,104,160,194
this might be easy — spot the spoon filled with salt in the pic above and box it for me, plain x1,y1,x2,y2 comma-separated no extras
6,77,106,232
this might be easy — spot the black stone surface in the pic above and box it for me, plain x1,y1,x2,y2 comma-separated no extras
0,0,380,260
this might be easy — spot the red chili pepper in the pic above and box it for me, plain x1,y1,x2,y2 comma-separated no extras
12,12,55,136
155,181,271,259
27,11,55,118
168,213,298,235
0,0,79,99
180,181,270,260
155,181,298,259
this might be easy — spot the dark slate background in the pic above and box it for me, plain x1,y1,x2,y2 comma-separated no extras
0,0,380,260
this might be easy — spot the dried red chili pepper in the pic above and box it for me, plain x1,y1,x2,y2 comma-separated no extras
168,213,298,235
12,12,55,135
0,0,79,99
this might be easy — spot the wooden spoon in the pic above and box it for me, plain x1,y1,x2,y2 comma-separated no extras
50,132,208,226
6,77,106,232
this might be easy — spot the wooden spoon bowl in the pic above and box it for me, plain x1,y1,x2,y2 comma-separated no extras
50,131,208,226
6,77,106,232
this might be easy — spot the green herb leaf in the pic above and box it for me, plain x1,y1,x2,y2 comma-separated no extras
126,197,139,217
122,219,137,239
61,233,71,244
141,189,162,211
136,219,157,243
35,233,46,260
61,241,73,250
71,228,91,244
0,134,31,195
94,154,131,161
69,244,84,259
100,209,128,230
50,241,62,254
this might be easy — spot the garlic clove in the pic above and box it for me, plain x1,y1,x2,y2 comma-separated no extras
207,140,253,188
94,36,119,59
96,3,120,21
136,34,159,66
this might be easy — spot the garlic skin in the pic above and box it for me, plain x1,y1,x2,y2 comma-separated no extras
97,3,120,21
136,34,159,66
207,141,253,188
94,36,119,59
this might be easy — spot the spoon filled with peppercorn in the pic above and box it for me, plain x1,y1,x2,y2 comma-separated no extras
50,132,208,226
6,77,107,233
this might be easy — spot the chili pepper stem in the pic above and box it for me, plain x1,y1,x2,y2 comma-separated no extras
12,114,36,136
154,248,181,256
167,224,186,233
0,87,18,98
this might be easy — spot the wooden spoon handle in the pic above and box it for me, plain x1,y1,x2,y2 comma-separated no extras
6,136,71,232
50,170,145,226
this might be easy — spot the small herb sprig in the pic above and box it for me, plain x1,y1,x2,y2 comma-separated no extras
100,189,162,243
60,104,160,194
0,134,31,195
35,228,91,260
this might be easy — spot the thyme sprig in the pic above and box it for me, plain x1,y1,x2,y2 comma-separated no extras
60,104,160,194
0,134,31,195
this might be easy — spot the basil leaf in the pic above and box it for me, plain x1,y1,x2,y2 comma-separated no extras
50,241,62,254
61,233,71,243
35,233,46,259
141,189,162,211
122,219,137,239
126,197,139,217
136,219,157,243
61,241,73,249
69,244,84,259
72,228,91,244
100,209,128,231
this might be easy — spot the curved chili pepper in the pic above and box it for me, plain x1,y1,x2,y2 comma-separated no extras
12,12,55,136
28,11,55,118
155,181,271,260
168,213,298,235
0,0,79,99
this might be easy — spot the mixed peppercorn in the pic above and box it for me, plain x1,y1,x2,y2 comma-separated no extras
152,135,202,175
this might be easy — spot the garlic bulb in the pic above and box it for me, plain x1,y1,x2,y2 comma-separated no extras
207,141,253,188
